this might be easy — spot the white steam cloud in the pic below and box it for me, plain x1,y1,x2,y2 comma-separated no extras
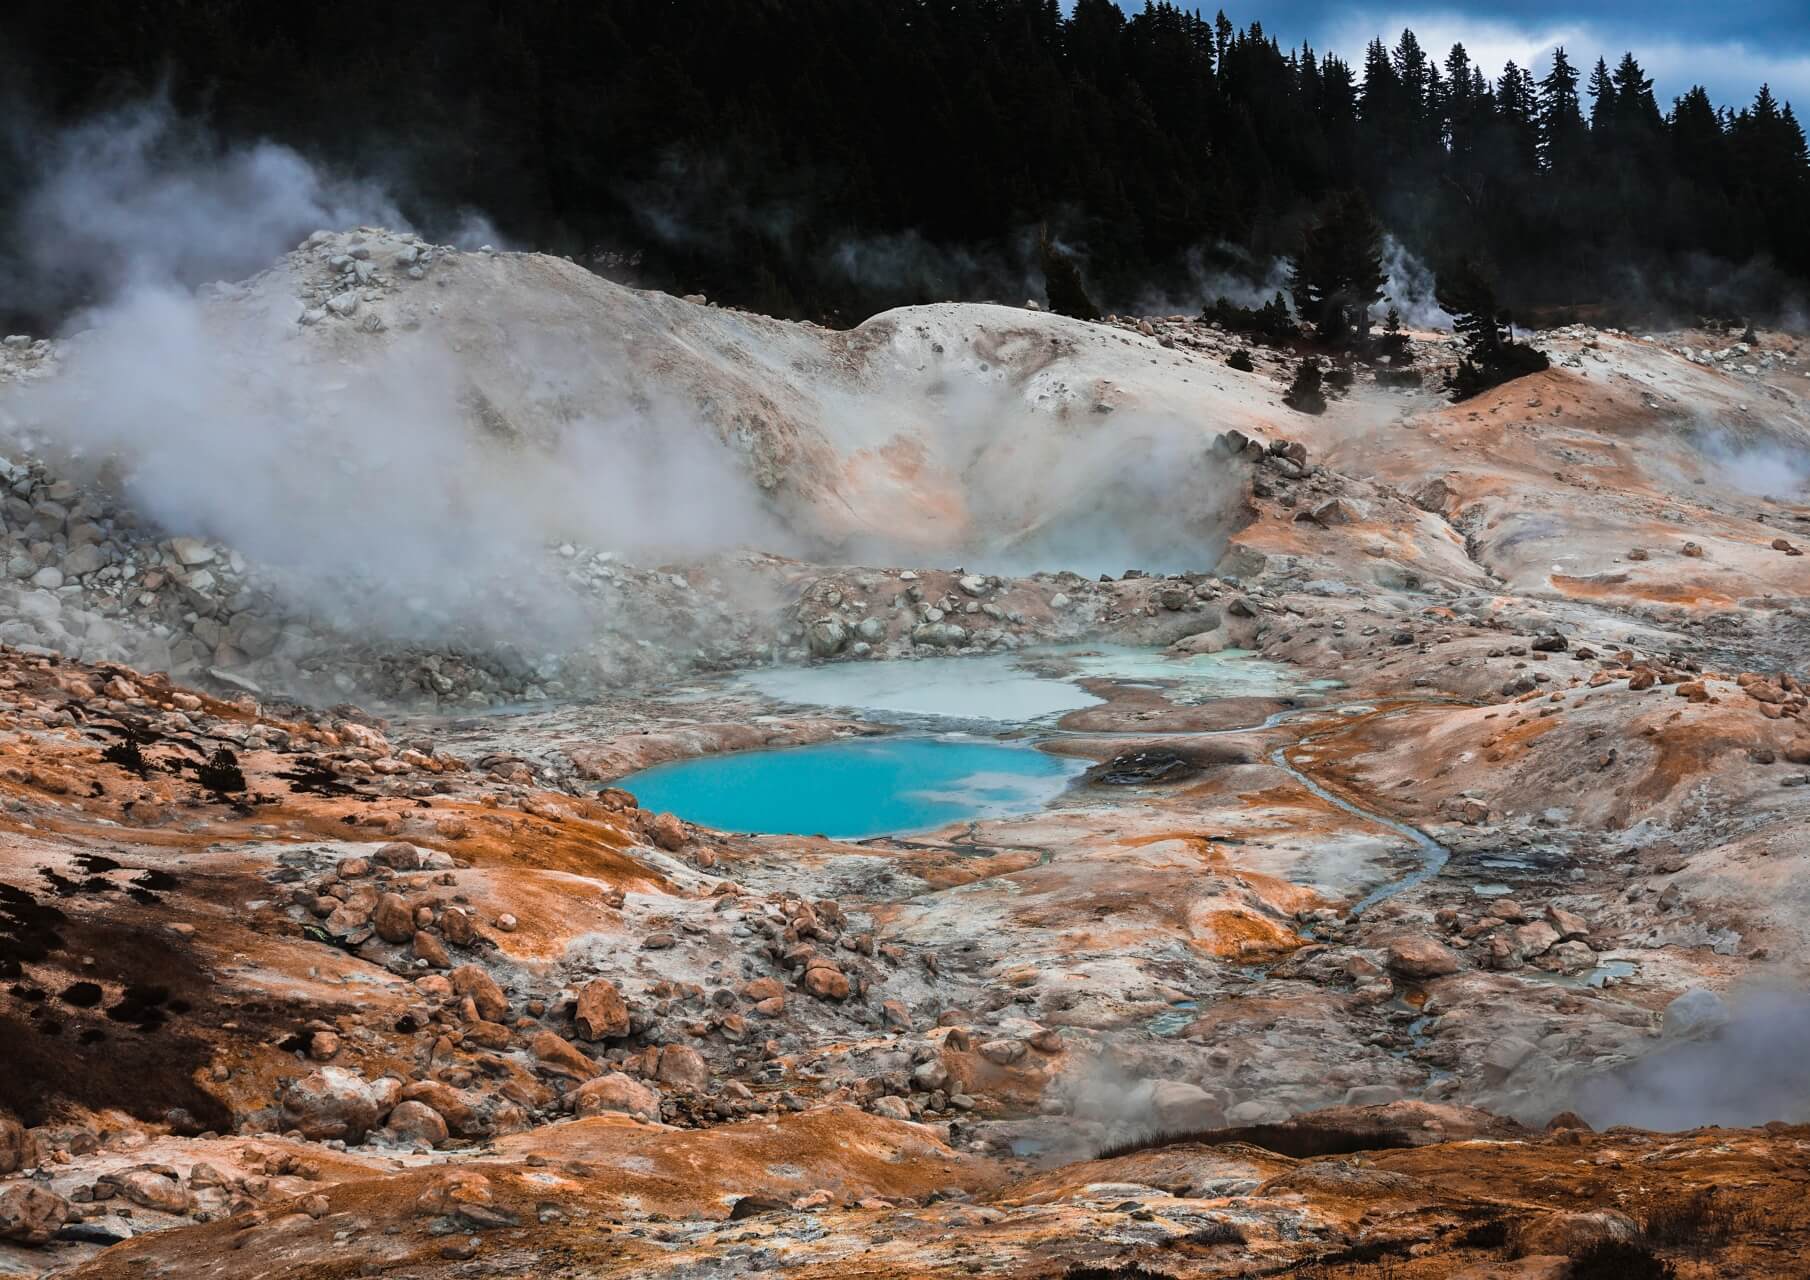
13,98,405,308
1566,989,1810,1129
1131,242,1294,318
1692,425,1810,499
4,102,794,659
1376,235,1453,331
3,101,1253,678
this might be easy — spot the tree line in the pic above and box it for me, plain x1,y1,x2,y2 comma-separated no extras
2,0,1806,330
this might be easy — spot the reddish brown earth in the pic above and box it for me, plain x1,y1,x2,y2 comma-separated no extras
4,307,1810,1277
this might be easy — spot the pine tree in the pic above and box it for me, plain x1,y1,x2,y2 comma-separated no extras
1436,258,1550,399
1611,52,1660,130
1537,47,1585,169
1284,356,1328,413
1586,57,1617,131
1289,190,1386,345
1496,61,1540,171
1039,230,1100,321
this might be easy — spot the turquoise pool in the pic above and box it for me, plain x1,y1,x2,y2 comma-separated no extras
617,737,1083,838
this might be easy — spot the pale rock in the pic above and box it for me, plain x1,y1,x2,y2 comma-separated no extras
871,1096,912,1121
1662,987,1727,1040
281,1067,386,1142
113,1168,194,1215
572,1072,661,1121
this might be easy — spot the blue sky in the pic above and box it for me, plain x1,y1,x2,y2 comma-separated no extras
1106,2,1810,111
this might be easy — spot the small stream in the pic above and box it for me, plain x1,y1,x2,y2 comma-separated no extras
1266,741,1451,918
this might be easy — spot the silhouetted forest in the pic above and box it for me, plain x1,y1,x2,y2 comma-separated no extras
3,0,1807,328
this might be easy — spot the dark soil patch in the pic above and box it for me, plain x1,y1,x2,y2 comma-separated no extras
1082,743,1252,787
0,881,66,978
0,912,236,1129
1096,1122,1416,1162
0,1008,230,1130
277,757,366,798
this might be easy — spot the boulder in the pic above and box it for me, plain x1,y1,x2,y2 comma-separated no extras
871,1096,912,1121
648,812,686,852
413,931,452,969
805,618,847,658
1510,921,1561,958
373,893,416,944
0,1184,70,1245
742,977,785,1003
912,1060,950,1092
398,1082,484,1136
528,1031,599,1082
977,1039,1027,1065
450,965,510,1022
387,1099,451,1146
1147,1080,1225,1131
1384,935,1460,979
373,842,425,869
654,1045,710,1091
439,906,476,946
574,979,631,1041
111,1168,194,1215
1310,497,1365,525
801,962,851,1000
281,1067,386,1142
572,1072,661,1121
1663,987,1728,1040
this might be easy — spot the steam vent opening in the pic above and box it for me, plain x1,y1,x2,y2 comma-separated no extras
4,9,1810,1276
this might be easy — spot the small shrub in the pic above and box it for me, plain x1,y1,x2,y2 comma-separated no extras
1567,1239,1676,1280
1639,1188,1747,1252
1095,1122,1414,1162
1202,292,1299,341
1284,357,1327,415
1227,348,1255,372
1180,1220,1246,1246
1318,1238,1413,1265
1375,366,1423,388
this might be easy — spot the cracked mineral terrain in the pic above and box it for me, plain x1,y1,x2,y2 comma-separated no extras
2,234,1809,1278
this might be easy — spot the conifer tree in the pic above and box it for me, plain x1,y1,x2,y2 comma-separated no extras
1436,258,1549,399
1538,47,1585,169
1289,191,1386,345
1039,230,1100,322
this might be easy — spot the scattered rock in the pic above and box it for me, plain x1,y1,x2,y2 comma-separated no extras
0,1184,70,1245
1385,935,1460,979
574,979,631,1040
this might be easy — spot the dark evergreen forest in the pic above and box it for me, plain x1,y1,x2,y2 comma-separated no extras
3,0,1807,329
